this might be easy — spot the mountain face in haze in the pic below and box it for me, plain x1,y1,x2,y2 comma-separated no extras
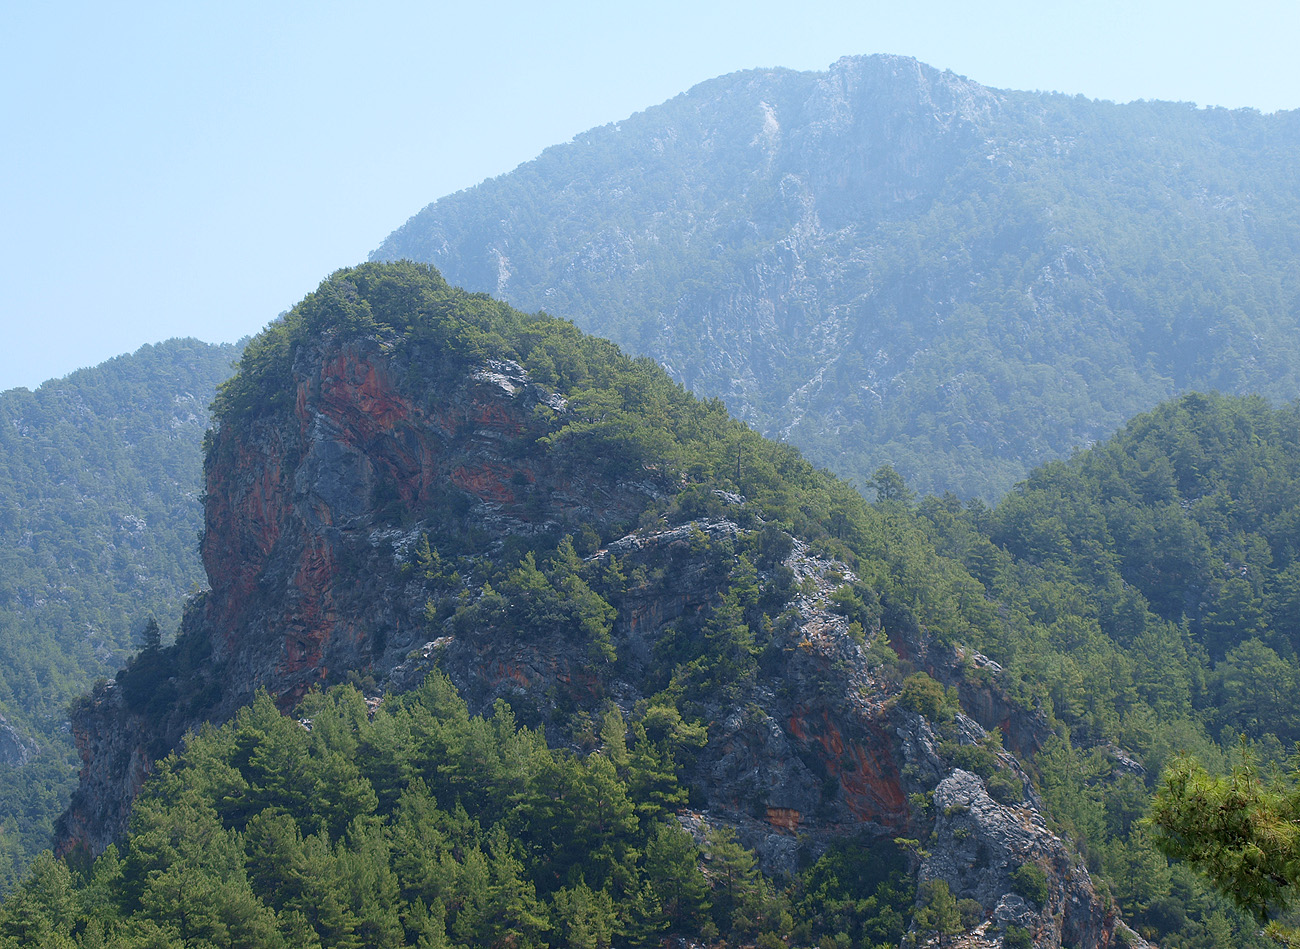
0,339,238,886
57,264,1142,947
374,54,1300,499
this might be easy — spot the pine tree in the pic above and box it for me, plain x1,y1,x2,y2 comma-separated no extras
140,616,162,652
1151,753,1300,942
913,879,962,946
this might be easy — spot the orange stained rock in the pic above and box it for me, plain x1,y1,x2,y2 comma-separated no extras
450,462,524,505
467,398,527,436
788,707,909,828
313,352,419,437
766,807,802,832
487,660,532,689
202,432,292,636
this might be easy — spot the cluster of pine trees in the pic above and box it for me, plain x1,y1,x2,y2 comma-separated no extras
914,392,1300,943
0,675,914,949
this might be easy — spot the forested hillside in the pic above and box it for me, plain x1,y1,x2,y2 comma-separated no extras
0,340,239,886
5,678,928,949
915,392,1300,943
375,54,1300,499
965,392,1300,752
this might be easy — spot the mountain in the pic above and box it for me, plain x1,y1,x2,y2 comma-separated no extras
374,54,1300,500
50,263,1141,947
0,339,239,886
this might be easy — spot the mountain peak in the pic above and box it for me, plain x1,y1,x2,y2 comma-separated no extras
373,56,1300,501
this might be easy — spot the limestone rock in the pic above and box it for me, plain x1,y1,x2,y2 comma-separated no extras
923,770,1148,948
0,715,36,767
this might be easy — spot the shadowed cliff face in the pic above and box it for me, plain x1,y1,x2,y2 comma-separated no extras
0,717,35,768
58,326,1143,947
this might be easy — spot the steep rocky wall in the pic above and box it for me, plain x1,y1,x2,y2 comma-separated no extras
58,340,647,851
60,686,154,857
197,338,657,714
924,771,1142,949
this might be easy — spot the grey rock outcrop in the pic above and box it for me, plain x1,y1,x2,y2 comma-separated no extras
0,715,36,767
923,770,1147,948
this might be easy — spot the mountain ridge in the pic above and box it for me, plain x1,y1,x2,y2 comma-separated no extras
0,337,239,885
375,53,1300,499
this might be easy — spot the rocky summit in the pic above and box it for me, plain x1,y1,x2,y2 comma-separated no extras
58,262,1142,947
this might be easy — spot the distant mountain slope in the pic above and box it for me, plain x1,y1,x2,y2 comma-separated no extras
0,338,238,885
375,54,1300,499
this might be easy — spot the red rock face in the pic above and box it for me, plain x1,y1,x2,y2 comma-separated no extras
195,346,482,698
313,352,418,436
193,339,654,713
449,462,522,505
201,429,294,640
788,706,909,829
766,807,801,832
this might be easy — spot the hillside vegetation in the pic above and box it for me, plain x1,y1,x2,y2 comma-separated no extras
0,340,239,885
921,392,1300,942
2,676,926,949
21,263,1005,947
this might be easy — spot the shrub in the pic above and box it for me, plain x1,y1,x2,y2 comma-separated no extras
986,769,1023,804
1010,862,1049,906
1004,924,1033,949
898,672,953,722
943,741,999,778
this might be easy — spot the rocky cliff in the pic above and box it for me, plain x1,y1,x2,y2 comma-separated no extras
59,264,1142,947
61,330,659,854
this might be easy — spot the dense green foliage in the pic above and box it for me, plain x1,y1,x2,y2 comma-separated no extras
0,340,239,887
1151,754,1300,943
913,392,1300,945
376,56,1300,499
983,393,1300,745
0,676,914,948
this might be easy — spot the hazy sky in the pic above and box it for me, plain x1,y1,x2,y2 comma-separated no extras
3,0,1297,391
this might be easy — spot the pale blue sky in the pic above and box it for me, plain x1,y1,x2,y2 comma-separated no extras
3,0,1297,391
